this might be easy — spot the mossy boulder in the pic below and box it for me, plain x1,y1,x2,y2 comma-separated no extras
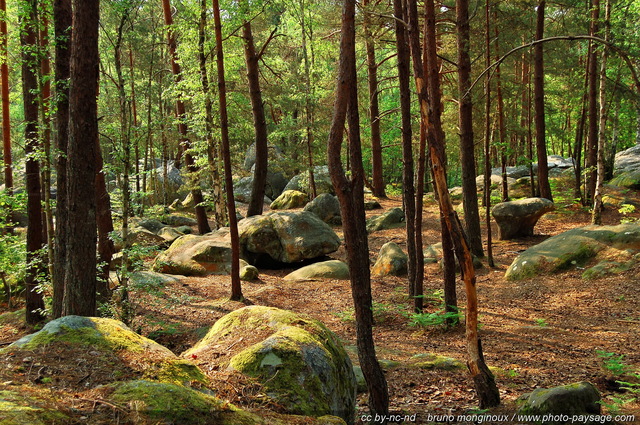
492,197,554,240
158,226,185,243
161,214,198,227
371,242,407,277
304,193,342,224
283,260,350,281
0,390,68,425
610,171,640,189
238,211,341,265
5,316,206,387
152,229,232,276
270,190,308,210
505,223,640,280
407,353,465,371
517,382,601,424
366,207,404,233
284,165,335,196
115,226,166,250
183,306,356,424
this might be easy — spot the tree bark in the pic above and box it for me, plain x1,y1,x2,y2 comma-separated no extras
364,0,386,198
483,0,494,267
21,0,46,324
213,0,243,301
162,0,210,234
243,19,269,217
585,0,600,204
1,0,12,193
456,0,483,257
52,0,72,319
62,0,100,317
327,0,389,420
493,13,509,202
534,0,553,201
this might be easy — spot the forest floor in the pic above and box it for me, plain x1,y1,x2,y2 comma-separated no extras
1,182,640,424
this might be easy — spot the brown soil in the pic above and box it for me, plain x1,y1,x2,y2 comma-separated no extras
1,188,640,424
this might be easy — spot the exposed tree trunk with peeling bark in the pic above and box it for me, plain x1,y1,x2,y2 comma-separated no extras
213,0,243,301
162,0,210,234
327,0,389,420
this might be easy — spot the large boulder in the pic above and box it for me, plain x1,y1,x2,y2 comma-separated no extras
505,223,640,280
614,144,640,175
234,171,287,204
238,211,341,264
152,229,232,276
146,160,185,203
283,260,350,281
366,207,405,233
183,306,356,424
517,382,601,424
492,197,554,240
372,242,408,277
284,165,335,196
115,226,167,251
304,193,342,224
270,190,308,210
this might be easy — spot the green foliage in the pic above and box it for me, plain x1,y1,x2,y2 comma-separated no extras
596,350,632,377
0,191,27,306
407,307,461,328
534,318,549,327
618,204,638,223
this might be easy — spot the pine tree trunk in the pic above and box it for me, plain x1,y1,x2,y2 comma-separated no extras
483,0,494,268
213,0,242,301
62,0,100,317
328,0,389,420
585,0,600,204
0,0,11,193
456,0,483,257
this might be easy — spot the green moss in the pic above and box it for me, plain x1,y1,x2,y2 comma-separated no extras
0,309,25,326
154,359,208,385
0,391,67,425
408,353,465,371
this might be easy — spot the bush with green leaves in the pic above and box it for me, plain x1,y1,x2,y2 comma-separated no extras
0,191,27,307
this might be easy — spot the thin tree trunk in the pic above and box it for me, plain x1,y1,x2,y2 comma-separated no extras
483,0,494,268
63,0,100,317
21,0,46,324
585,0,600,204
364,0,386,198
0,0,11,193
592,0,610,225
457,0,483,257
328,0,389,420
243,19,268,217
493,13,509,202
52,0,72,319
213,0,242,301
574,62,589,204
534,0,553,201
162,0,210,233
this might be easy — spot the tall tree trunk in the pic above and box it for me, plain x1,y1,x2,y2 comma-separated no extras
62,0,100,317
363,0,386,198
592,0,610,225
573,61,589,205
483,0,494,267
534,0,553,201
1,0,12,193
161,0,210,233
457,0,483,257
394,0,417,308
493,13,509,202
213,0,243,301
52,0,72,319
199,0,226,228
21,0,46,324
328,0,389,420
300,1,316,199
585,0,600,204
243,19,268,217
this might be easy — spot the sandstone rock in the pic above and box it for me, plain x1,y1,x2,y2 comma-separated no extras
283,260,350,281
284,165,335,196
505,223,640,280
492,197,554,240
517,382,601,424
304,193,342,224
270,190,308,210
183,306,356,424
366,207,404,233
372,242,407,277
157,226,184,244
238,211,341,264
152,229,232,276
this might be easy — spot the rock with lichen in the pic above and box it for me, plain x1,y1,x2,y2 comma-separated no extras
283,260,349,281
183,306,356,424
517,382,601,424
372,242,407,277
492,197,554,240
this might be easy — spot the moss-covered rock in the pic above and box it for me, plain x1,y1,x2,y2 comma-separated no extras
366,207,404,233
184,306,356,424
152,229,233,276
491,197,554,240
610,171,640,190
270,190,308,210
505,223,640,280
5,316,206,387
517,382,602,424
407,353,465,371
0,390,68,425
283,260,350,281
372,242,408,277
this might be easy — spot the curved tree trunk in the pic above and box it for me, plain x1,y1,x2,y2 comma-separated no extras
327,0,389,420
